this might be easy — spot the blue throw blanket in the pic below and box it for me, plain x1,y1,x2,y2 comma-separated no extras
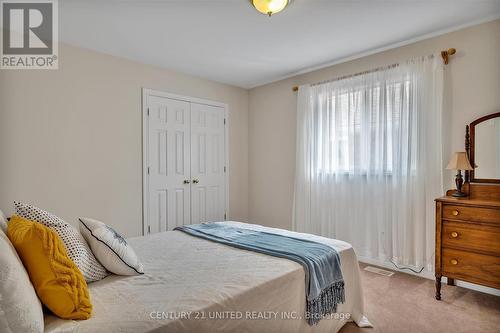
174,223,345,325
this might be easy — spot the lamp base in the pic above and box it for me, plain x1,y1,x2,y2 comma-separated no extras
452,171,467,198
451,191,467,198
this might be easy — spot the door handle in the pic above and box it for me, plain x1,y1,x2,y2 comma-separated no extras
193,179,199,184
183,180,190,184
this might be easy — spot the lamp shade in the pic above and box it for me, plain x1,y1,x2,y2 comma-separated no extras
446,152,474,170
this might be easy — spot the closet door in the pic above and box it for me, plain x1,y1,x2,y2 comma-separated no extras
147,96,191,233
190,103,226,223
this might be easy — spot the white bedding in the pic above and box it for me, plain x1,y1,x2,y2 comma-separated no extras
44,222,370,333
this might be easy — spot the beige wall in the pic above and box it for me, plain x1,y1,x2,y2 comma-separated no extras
248,19,500,230
0,44,249,237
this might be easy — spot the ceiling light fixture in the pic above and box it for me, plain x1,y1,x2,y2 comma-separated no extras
251,0,289,17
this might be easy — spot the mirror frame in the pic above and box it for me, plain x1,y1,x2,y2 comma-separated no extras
466,111,500,184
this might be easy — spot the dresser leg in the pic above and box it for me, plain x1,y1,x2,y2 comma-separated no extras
435,275,442,300
447,278,454,286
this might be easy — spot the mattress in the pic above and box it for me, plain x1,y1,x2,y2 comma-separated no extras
44,221,370,333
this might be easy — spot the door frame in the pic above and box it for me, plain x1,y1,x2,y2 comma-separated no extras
141,88,229,236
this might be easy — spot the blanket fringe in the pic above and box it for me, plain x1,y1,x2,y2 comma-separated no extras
306,281,345,325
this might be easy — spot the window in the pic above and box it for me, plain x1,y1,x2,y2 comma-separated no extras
294,56,443,272
313,78,414,176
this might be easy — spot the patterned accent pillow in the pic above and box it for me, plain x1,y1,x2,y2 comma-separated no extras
14,201,108,282
8,216,92,320
79,217,144,276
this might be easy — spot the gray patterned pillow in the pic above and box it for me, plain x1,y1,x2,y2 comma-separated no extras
79,217,144,276
14,201,108,282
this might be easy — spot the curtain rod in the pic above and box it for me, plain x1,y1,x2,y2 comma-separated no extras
292,48,456,92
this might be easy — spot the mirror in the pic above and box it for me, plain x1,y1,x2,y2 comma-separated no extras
468,112,500,183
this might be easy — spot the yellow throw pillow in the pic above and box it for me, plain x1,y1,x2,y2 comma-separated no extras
7,215,92,320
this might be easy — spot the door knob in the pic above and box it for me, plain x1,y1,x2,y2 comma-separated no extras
183,180,190,184
193,179,199,184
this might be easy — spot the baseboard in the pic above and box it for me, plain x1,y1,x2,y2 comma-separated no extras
452,280,500,296
357,256,500,297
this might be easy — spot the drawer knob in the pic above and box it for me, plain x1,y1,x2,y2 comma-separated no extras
451,210,459,216
450,259,458,265
451,231,459,238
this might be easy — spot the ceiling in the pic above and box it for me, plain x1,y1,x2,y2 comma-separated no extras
60,0,500,89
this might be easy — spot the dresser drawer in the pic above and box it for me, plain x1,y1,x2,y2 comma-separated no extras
442,204,500,224
442,221,500,255
442,248,500,288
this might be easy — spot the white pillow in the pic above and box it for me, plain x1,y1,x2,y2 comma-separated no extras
14,201,109,282
79,217,144,276
0,209,7,233
0,227,44,333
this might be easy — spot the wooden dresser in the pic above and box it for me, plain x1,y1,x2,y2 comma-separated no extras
435,183,500,299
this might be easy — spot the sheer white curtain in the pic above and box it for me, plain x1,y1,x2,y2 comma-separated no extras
293,56,443,271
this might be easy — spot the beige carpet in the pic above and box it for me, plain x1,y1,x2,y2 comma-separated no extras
340,263,500,333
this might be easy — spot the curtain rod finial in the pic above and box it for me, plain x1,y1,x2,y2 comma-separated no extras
441,48,456,65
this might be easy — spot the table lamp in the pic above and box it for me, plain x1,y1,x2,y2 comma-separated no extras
446,152,474,197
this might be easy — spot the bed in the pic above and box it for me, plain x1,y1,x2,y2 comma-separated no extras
44,222,370,333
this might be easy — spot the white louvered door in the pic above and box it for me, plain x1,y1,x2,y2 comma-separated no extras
143,90,227,234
